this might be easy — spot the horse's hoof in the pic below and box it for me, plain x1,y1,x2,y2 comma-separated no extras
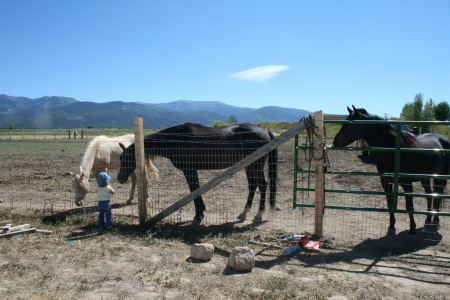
75,201,83,207
237,213,247,220
270,205,281,211
386,228,396,236
253,215,263,223
191,219,201,226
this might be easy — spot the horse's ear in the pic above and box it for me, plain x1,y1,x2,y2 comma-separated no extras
347,106,353,114
119,143,126,151
79,166,86,179
352,105,361,118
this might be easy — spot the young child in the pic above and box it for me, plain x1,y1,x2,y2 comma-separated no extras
97,172,115,231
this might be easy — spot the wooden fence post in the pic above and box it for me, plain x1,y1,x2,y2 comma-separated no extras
314,110,325,238
134,118,148,224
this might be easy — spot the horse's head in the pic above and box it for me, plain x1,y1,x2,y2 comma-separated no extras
118,142,136,184
333,105,369,147
72,166,90,206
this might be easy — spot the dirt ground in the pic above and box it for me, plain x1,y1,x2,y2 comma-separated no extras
0,138,449,299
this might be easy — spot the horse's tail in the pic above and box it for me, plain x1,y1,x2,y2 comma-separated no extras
439,135,450,150
268,131,278,206
439,135,450,173
145,158,159,179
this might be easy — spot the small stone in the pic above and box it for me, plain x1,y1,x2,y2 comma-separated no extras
190,243,214,261
227,247,255,271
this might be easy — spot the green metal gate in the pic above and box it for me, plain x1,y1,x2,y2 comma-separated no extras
293,119,450,218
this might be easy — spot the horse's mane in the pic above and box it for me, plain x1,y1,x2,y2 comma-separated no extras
364,113,415,145
80,135,107,176
80,134,136,175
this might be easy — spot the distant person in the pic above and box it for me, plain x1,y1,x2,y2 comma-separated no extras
97,172,115,231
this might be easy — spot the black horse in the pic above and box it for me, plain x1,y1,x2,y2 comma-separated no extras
118,122,278,224
333,106,450,236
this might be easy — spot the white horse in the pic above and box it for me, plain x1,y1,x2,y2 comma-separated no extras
71,134,158,206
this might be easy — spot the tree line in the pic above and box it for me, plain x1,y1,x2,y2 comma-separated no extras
400,93,450,121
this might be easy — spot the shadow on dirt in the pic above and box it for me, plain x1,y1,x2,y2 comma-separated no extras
42,203,133,224
50,203,447,281
53,203,443,258
63,214,262,243
258,225,447,279
270,225,449,285
286,226,443,267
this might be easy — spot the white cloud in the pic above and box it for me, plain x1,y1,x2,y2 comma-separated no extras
230,65,290,81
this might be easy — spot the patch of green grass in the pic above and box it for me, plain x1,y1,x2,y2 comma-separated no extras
265,275,289,292
256,121,298,131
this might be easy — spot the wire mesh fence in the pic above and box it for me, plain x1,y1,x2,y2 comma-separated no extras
0,130,448,247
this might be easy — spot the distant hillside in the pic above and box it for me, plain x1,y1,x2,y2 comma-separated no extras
143,100,310,123
239,106,311,123
144,100,256,118
0,94,79,114
0,95,311,129
0,101,226,129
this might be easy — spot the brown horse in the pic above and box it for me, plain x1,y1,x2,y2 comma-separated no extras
333,106,450,236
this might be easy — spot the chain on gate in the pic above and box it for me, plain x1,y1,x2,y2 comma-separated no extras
300,114,331,214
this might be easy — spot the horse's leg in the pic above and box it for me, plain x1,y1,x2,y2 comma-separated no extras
381,176,396,235
237,166,257,220
420,179,433,224
268,149,278,210
401,180,416,236
253,159,268,222
432,178,447,224
182,168,205,225
91,171,96,183
126,172,137,205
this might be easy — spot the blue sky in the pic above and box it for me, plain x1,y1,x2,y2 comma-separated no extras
1,1,449,118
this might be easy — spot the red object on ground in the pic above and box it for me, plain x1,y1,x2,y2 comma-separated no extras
290,236,320,251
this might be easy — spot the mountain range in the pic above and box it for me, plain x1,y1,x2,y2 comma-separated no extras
0,94,311,129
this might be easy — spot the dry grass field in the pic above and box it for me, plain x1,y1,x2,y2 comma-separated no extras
0,134,449,299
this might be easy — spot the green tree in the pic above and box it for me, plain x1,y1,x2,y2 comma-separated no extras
227,115,238,124
434,101,450,121
400,103,413,120
9,124,14,130
400,93,425,121
422,98,435,121
411,93,423,121
400,102,414,120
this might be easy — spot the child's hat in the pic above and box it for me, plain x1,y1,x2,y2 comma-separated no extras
98,172,111,186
